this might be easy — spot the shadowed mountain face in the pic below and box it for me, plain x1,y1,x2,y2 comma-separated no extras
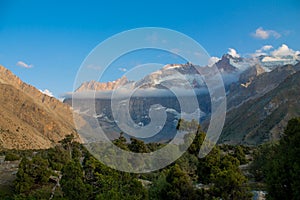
220,70,300,145
0,65,82,149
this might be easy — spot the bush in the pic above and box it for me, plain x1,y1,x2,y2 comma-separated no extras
4,152,20,161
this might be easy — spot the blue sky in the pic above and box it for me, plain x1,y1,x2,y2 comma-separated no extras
0,0,299,97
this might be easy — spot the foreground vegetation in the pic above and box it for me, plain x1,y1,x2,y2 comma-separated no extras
250,118,300,200
0,118,299,199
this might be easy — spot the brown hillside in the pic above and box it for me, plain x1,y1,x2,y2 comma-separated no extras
0,65,82,149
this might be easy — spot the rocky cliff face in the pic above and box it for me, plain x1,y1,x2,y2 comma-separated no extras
238,64,266,86
0,65,82,149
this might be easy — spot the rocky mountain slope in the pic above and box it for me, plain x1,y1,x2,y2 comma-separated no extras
0,65,82,149
226,63,299,109
220,70,300,145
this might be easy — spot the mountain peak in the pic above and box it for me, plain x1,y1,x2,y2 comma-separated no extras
215,54,239,73
0,65,22,85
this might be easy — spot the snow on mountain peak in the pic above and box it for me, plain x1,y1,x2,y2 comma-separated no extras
75,44,299,93
211,44,300,73
228,48,240,58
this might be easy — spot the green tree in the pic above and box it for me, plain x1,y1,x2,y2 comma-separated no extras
149,173,169,200
197,146,221,184
163,164,197,200
61,160,92,200
233,146,247,165
15,155,51,194
128,138,149,153
4,152,20,161
15,157,34,193
82,153,147,200
175,152,199,181
198,146,251,199
250,143,276,181
113,132,129,151
185,131,206,156
31,155,51,183
211,155,250,200
47,145,70,170
59,134,75,158
262,118,300,199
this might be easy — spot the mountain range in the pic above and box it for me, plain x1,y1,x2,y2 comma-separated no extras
68,51,300,145
1,48,299,149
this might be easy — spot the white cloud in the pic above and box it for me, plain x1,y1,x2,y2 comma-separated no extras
16,61,33,69
208,57,220,66
252,27,281,39
271,44,300,57
228,48,240,58
252,45,273,57
118,67,127,72
261,56,286,62
261,45,273,51
39,89,54,97
260,44,300,62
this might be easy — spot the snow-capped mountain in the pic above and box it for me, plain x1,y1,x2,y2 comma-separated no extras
73,44,300,94
66,44,300,144
134,57,295,91
134,63,206,89
133,51,299,91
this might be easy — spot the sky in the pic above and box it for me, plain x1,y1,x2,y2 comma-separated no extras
0,0,299,97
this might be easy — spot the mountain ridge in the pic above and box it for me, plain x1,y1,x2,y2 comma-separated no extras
0,65,84,149
76,76,132,92
73,51,299,93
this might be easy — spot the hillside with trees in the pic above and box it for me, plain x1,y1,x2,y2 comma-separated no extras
1,118,299,199
0,120,256,200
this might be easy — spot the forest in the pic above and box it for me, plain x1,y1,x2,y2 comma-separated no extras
0,118,300,200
